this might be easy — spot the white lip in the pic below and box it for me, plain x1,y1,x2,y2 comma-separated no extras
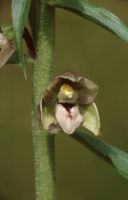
55,103,83,134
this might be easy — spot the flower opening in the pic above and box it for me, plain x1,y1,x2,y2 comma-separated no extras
38,71,100,135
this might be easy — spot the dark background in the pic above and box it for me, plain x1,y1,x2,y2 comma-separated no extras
0,0,128,199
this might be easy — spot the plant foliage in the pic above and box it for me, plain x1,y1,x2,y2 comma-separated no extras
49,0,128,42
12,0,32,74
9,0,128,182
73,131,128,179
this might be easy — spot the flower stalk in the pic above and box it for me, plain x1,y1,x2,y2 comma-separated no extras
32,0,56,200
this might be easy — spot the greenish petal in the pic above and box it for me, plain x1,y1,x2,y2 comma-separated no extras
39,100,60,134
81,103,100,136
41,108,58,133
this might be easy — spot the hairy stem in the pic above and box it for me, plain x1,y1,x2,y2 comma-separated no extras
32,0,56,200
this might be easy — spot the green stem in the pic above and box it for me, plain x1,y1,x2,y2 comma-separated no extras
32,1,56,200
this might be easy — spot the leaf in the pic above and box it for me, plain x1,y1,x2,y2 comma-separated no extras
12,0,32,66
72,131,128,179
80,103,100,136
49,0,128,42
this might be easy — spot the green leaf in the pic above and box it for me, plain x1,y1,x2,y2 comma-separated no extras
72,131,128,179
49,0,128,42
12,0,32,66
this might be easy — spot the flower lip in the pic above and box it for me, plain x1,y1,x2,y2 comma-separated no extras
55,103,83,134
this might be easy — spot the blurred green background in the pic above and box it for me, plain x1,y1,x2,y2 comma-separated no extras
0,0,128,199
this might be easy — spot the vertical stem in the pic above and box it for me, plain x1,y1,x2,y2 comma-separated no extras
32,1,56,200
